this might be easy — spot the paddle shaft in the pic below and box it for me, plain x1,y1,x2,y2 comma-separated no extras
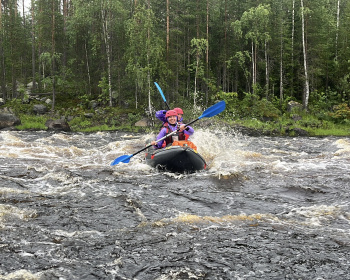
135,124,191,157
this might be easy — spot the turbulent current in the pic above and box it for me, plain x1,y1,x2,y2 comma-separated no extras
0,129,349,279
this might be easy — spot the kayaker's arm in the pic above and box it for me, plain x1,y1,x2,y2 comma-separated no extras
180,125,193,135
151,127,169,148
155,110,167,123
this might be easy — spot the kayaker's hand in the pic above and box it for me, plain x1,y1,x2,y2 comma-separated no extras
151,141,157,146
179,124,186,131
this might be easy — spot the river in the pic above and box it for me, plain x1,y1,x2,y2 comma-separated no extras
0,129,349,279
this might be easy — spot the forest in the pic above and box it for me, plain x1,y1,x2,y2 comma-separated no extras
1,0,350,134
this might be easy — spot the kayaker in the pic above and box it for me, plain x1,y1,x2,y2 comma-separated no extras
173,107,184,122
155,107,184,124
151,110,194,149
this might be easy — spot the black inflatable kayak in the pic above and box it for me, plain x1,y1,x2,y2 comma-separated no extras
145,141,206,173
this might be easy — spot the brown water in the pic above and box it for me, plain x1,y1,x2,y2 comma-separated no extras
0,129,349,279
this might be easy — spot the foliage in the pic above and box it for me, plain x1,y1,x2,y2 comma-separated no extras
2,0,350,136
1,0,349,111
329,103,350,122
212,91,238,112
16,115,48,130
97,77,110,105
124,4,163,108
230,93,281,120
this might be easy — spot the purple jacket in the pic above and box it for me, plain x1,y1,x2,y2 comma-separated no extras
154,123,194,149
155,110,167,123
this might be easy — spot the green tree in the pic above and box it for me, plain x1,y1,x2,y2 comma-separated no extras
1,0,29,100
232,4,271,95
189,38,207,108
125,4,163,112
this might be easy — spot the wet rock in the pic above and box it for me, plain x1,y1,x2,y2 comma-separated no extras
233,125,263,137
135,118,150,127
0,108,21,129
33,104,48,115
45,119,71,132
285,126,309,136
84,113,94,118
89,100,99,109
291,114,302,121
22,98,30,104
287,100,303,112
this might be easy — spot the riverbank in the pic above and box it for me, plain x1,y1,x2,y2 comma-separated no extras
1,97,350,137
6,111,350,137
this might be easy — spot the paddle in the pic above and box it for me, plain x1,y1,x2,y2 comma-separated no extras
110,100,226,166
154,82,170,110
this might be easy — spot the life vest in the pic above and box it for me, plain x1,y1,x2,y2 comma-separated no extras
172,140,197,151
161,123,188,147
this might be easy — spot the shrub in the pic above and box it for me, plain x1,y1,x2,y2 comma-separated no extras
329,103,350,122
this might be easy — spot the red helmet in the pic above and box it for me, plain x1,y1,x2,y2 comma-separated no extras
165,110,178,118
173,107,183,115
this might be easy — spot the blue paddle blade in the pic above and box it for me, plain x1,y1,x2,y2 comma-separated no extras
199,100,226,119
154,82,167,103
110,154,132,166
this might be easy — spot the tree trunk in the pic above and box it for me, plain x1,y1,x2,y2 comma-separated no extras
279,1,284,104
135,80,138,109
251,42,255,94
84,40,91,95
205,0,209,105
63,0,68,68
280,22,284,104
31,0,36,90
147,0,152,116
101,1,113,107
301,0,310,110
265,39,269,98
291,0,295,97
196,0,199,38
166,0,169,59
335,0,340,59
223,0,227,92
0,1,7,101
51,0,56,111
194,56,198,108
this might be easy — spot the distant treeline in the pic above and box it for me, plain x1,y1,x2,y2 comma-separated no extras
0,0,349,113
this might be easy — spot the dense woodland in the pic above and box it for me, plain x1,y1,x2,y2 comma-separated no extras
1,0,350,121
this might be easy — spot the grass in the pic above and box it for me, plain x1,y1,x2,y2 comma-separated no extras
15,112,147,133
234,115,350,137
16,115,48,130
307,127,350,136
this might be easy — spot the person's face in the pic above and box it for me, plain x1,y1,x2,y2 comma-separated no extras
167,115,177,124
177,114,183,119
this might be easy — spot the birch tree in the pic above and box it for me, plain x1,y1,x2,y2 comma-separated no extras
31,0,36,90
335,0,340,59
233,4,271,95
101,0,113,107
125,4,163,111
189,38,207,108
300,0,310,110
0,0,5,99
